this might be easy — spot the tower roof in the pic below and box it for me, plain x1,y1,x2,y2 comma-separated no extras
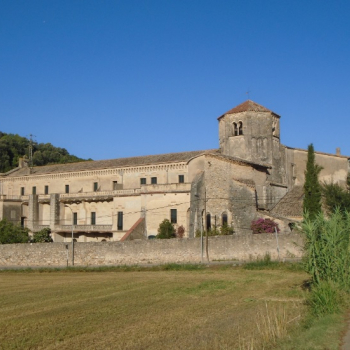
218,100,280,119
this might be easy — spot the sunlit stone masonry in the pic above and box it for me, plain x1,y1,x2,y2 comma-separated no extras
0,100,348,242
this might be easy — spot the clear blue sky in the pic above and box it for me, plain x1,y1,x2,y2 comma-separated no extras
1,0,350,160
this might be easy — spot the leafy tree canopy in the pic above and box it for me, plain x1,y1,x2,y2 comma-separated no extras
0,219,29,244
0,131,90,173
322,182,350,214
32,228,53,243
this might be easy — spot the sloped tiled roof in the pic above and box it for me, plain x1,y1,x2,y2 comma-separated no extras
5,149,218,177
205,153,271,169
218,100,280,119
270,186,304,218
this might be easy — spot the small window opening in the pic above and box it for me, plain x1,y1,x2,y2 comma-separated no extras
20,187,25,196
233,122,238,136
206,213,211,231
117,211,123,230
91,212,96,225
44,185,49,195
151,177,157,184
140,178,146,185
32,186,36,195
170,209,177,224
222,213,228,226
65,185,69,194
73,212,78,225
178,175,184,183
93,182,98,191
238,121,243,135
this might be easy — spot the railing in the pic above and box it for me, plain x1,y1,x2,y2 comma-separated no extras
0,195,23,200
140,183,191,193
60,190,115,199
56,225,113,232
60,189,141,200
113,189,141,195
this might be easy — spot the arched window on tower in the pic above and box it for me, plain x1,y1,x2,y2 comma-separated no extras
222,213,228,226
233,122,238,136
238,121,243,135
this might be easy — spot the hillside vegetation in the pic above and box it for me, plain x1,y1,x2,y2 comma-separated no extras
0,131,89,173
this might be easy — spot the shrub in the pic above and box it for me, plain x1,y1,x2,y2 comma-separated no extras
32,228,53,243
175,225,185,238
303,210,350,289
156,219,176,239
195,225,234,237
303,210,350,316
308,281,344,316
220,224,234,235
251,218,280,234
0,219,29,244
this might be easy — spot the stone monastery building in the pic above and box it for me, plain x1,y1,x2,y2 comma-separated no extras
0,100,348,242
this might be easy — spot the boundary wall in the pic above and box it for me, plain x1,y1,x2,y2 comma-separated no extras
0,233,303,267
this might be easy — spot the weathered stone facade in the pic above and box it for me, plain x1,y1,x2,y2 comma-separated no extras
0,100,348,242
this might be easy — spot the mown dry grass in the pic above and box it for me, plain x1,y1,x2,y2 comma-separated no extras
0,266,308,349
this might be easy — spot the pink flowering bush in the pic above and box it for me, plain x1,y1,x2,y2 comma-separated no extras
250,218,280,234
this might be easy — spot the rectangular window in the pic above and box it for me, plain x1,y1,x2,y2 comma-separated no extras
91,212,96,225
178,175,184,183
44,185,49,195
32,186,36,195
140,178,146,185
113,181,118,190
151,177,157,184
20,187,25,196
93,182,98,191
65,185,69,194
73,212,78,225
170,209,177,224
117,211,123,231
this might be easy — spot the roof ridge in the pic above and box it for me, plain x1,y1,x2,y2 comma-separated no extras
218,100,279,119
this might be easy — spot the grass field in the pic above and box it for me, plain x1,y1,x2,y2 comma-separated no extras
0,264,345,349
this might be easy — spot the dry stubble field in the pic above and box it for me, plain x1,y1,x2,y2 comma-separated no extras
0,265,310,350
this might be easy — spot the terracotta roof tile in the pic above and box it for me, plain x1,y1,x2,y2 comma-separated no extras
270,186,304,218
5,150,217,177
218,100,280,119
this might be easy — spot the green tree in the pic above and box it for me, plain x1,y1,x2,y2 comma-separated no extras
303,144,322,220
156,219,176,239
32,228,53,243
322,182,350,214
0,219,29,244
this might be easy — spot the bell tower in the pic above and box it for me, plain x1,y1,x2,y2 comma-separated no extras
218,100,281,164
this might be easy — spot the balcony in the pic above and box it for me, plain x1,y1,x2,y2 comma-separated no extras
60,189,141,203
140,183,191,194
0,195,24,201
55,225,113,233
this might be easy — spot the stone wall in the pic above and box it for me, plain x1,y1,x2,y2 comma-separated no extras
0,233,303,267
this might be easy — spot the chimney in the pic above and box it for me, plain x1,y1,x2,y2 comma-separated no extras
336,148,341,156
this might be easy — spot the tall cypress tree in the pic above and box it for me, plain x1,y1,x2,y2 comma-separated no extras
303,143,322,219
